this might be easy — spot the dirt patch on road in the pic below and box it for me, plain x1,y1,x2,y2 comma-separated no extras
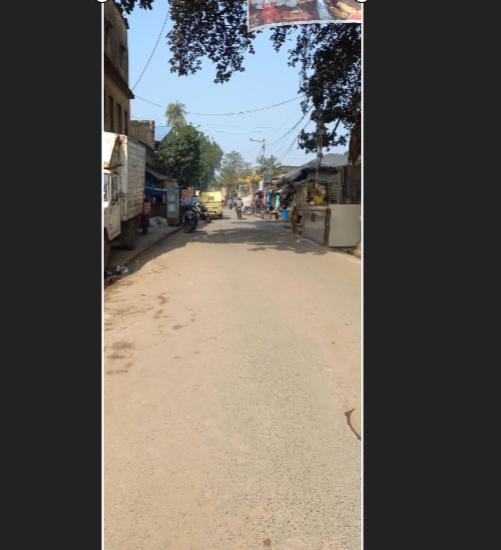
111,341,135,351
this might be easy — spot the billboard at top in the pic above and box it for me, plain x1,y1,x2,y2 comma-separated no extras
247,0,362,32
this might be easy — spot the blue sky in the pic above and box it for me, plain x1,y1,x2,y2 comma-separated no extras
126,3,348,169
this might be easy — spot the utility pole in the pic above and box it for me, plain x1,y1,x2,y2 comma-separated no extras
312,110,327,196
250,138,266,191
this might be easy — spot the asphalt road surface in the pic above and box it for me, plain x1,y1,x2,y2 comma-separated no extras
104,210,361,550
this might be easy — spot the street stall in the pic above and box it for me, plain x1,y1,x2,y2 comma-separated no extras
253,190,263,216
259,186,281,220
145,168,171,218
275,153,347,227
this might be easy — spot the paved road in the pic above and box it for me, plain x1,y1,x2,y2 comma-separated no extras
104,210,361,550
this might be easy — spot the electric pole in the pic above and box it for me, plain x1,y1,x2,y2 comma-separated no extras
250,138,266,190
312,110,327,195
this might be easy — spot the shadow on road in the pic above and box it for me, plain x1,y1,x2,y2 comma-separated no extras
105,213,354,289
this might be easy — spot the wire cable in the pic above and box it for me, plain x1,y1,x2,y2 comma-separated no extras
192,123,294,129
187,96,305,116
131,3,169,91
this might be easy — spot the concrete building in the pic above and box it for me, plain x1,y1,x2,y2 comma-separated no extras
104,1,134,135
129,120,155,149
129,120,178,218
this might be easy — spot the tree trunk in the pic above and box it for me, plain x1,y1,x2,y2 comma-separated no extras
348,107,361,166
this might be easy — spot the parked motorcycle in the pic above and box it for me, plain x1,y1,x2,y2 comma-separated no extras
183,205,199,233
196,204,212,223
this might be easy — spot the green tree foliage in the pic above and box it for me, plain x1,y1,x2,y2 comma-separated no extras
117,0,153,14
254,154,282,179
165,101,187,131
157,125,223,189
157,125,201,185
215,151,252,192
198,133,224,191
119,1,360,155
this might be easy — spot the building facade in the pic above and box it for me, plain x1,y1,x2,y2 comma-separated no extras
104,1,134,135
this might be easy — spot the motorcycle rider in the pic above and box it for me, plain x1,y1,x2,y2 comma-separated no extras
235,197,243,217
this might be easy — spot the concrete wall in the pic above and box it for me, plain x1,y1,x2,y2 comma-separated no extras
104,1,131,135
328,205,361,247
144,145,157,171
104,2,129,84
104,75,130,134
130,121,155,150
150,203,167,219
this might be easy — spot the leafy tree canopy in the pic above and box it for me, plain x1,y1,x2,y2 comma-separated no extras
254,154,282,178
198,132,224,191
215,151,252,191
165,101,187,131
118,1,360,154
157,125,224,190
157,125,201,185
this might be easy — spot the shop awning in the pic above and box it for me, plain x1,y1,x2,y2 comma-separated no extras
145,186,167,197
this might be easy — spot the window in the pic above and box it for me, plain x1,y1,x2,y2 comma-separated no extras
124,110,128,136
117,104,122,134
109,95,114,132
104,174,109,201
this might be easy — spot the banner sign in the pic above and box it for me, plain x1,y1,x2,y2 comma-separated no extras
247,0,362,32
181,189,194,206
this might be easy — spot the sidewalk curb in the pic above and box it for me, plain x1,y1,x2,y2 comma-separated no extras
120,225,183,266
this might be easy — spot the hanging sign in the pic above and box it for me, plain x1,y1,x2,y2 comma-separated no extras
247,0,362,32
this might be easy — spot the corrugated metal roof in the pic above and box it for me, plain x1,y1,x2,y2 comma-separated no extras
276,153,348,187
154,126,174,142
146,168,169,182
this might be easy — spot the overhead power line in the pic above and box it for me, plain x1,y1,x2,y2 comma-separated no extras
213,128,294,134
266,108,313,153
134,95,304,117
134,95,165,108
193,123,294,129
131,3,169,91
105,2,168,121
186,96,303,116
